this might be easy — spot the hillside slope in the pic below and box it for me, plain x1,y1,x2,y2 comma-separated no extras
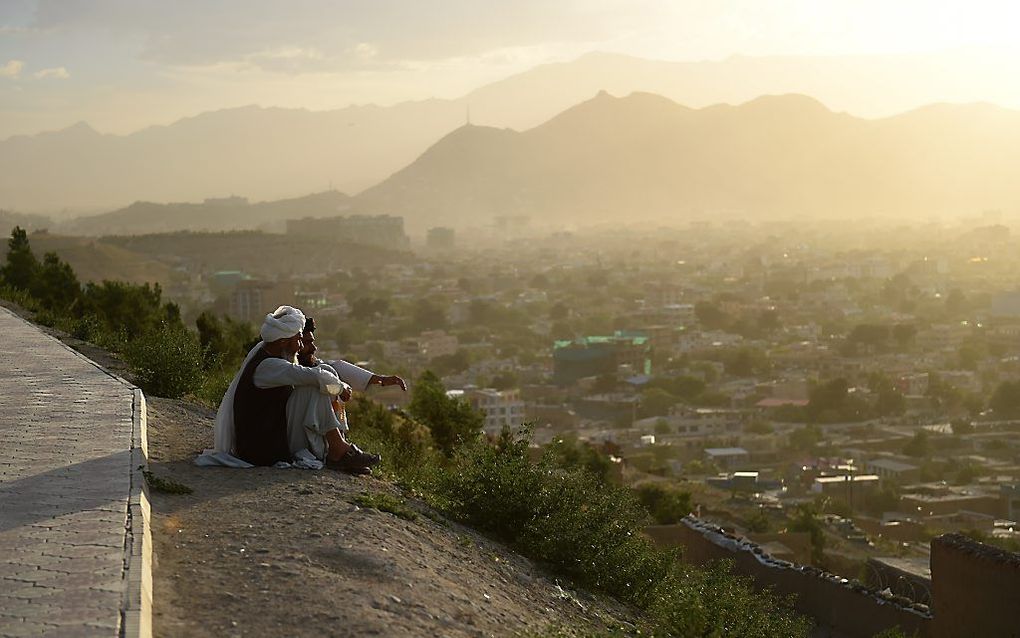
60,190,353,236
146,396,636,637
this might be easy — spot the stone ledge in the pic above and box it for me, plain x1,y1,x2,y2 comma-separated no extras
122,388,152,638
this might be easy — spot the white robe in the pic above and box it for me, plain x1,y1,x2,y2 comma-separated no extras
282,359,376,460
207,343,377,463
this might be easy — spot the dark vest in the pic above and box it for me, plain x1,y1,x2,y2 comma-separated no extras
233,348,292,466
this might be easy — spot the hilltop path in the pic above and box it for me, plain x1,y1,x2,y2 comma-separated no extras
0,306,148,637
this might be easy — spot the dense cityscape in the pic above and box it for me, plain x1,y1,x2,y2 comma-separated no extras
14,208,1020,609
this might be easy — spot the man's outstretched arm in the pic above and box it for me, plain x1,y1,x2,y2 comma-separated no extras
325,359,406,392
253,357,349,395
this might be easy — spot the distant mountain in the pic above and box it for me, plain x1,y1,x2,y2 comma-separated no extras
0,103,464,213
0,210,53,235
7,50,1020,215
59,190,353,236
354,92,1020,228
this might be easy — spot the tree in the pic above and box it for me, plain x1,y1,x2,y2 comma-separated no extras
756,309,781,335
408,370,483,456
1,226,39,291
875,387,906,417
989,381,1020,419
488,371,519,390
694,301,729,330
428,349,471,376
745,509,771,533
633,482,692,524
902,430,932,458
789,505,826,565
546,435,614,483
946,288,967,315
891,324,917,349
548,301,569,320
639,387,678,418
196,311,256,370
412,298,448,330
806,378,849,420
788,425,823,452
31,252,80,312
350,296,390,320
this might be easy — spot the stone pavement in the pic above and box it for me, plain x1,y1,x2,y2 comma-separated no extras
0,306,149,637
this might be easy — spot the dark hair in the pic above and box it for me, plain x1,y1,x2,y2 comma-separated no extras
303,316,316,334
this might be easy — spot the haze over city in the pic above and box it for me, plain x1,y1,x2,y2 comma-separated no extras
3,3,1020,638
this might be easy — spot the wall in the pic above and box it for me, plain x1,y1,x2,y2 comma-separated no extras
645,519,932,638
930,533,1020,638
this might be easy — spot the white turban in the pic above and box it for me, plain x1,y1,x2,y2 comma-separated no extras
260,305,306,342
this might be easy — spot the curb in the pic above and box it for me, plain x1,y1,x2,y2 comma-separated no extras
122,388,152,638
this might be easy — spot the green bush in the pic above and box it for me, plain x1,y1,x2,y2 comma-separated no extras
408,370,483,456
645,560,810,637
430,428,808,637
633,482,693,525
344,396,436,489
194,365,235,406
123,322,204,398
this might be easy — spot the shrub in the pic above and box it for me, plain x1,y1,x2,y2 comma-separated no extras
645,560,810,637
345,396,435,487
633,482,693,525
124,322,204,398
194,365,235,407
408,370,483,456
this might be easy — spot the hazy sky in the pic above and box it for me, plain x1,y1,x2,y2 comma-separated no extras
3,0,1020,138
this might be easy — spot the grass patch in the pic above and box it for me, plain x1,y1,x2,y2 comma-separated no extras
142,469,193,495
352,492,419,521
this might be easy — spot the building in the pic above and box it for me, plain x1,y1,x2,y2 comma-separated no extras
286,214,409,249
811,474,880,508
900,486,1002,518
227,279,294,323
417,330,458,359
865,458,922,484
455,388,527,436
552,332,651,385
426,227,456,250
704,447,750,470
1002,484,1020,520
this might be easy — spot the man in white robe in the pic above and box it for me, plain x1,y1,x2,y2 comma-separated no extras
211,305,379,472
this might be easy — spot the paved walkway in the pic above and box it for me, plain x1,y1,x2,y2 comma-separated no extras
0,306,144,637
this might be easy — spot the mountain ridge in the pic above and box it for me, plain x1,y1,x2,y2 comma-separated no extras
352,90,1020,230
7,49,1020,214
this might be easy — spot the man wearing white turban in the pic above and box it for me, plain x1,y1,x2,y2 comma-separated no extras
212,305,377,471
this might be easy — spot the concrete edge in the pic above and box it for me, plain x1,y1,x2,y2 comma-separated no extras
122,388,153,638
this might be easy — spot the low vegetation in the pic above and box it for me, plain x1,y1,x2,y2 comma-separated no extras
142,469,193,495
0,227,254,401
348,382,811,638
352,492,419,521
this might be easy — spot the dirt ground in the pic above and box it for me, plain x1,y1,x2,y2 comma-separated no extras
145,396,637,638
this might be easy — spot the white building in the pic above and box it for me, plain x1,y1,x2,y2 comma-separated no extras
454,388,527,436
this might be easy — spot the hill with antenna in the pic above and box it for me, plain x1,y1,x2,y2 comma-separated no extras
353,91,1020,228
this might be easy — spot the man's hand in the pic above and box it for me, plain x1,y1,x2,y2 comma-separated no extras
339,386,353,402
372,374,407,391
